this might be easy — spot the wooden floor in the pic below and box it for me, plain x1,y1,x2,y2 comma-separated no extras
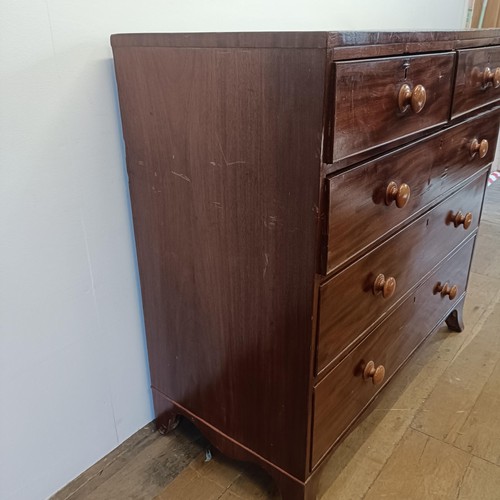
53,179,500,500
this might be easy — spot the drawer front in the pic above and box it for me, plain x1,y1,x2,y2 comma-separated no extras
453,46,500,118
316,171,486,375
324,109,499,274
331,52,455,162
312,236,476,468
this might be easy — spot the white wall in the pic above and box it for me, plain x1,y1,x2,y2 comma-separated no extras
0,1,467,499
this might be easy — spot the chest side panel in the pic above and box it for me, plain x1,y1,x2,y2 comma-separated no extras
112,45,325,478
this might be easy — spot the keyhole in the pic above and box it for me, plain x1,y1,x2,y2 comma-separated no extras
403,61,410,80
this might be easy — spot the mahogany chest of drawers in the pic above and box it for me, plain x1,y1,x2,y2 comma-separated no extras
111,30,500,499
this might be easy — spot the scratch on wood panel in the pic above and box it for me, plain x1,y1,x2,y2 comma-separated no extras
226,161,246,166
264,215,279,229
171,171,191,182
215,131,245,167
215,132,229,166
263,253,269,278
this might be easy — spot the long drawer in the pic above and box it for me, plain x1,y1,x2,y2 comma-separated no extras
323,109,499,274
311,236,476,468
453,46,500,118
316,170,487,375
331,52,455,162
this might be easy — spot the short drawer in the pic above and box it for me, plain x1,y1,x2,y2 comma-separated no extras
316,170,486,375
330,52,455,162
453,46,500,118
323,109,499,274
311,236,476,468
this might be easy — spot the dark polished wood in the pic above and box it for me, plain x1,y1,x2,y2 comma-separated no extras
329,52,454,162
113,44,326,480
330,41,455,61
328,29,500,47
111,30,500,500
312,237,476,467
446,305,466,332
453,46,500,118
153,388,319,499
317,171,487,375
111,31,330,49
276,476,320,500
331,38,500,61
110,29,500,52
323,109,499,274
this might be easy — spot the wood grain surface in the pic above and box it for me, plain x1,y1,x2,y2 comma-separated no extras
453,46,500,118
327,29,500,47
317,171,488,375
112,45,325,480
313,236,476,467
110,29,500,51
323,108,500,274
329,53,455,163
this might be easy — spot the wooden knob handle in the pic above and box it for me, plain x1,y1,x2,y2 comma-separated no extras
398,83,426,113
482,67,500,88
373,274,397,298
452,211,473,229
385,181,411,208
470,138,489,158
434,282,458,300
363,360,386,385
